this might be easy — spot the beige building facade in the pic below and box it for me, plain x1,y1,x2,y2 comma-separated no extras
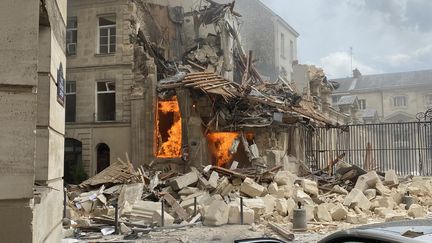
0,0,67,242
331,69,432,123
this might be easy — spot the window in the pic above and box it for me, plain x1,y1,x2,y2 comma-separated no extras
66,17,77,55
290,40,294,63
425,94,432,106
96,81,115,121
280,33,285,58
358,99,366,110
332,96,341,104
65,81,76,122
98,16,116,54
393,95,407,107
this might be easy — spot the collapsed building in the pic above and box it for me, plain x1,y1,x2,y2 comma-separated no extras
65,0,347,181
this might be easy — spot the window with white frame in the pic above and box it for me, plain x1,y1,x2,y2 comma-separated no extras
65,81,76,122
280,33,285,58
358,99,366,110
66,17,77,55
96,81,115,121
98,16,116,54
393,95,407,107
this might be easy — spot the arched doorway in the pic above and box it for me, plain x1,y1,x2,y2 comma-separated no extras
96,143,110,173
64,138,87,184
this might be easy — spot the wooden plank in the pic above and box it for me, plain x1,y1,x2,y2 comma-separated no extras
160,192,189,221
268,222,295,241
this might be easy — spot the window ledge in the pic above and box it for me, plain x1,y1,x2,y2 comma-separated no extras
95,120,117,123
95,53,116,57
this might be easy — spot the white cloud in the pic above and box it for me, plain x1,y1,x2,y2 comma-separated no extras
319,51,379,78
383,44,432,67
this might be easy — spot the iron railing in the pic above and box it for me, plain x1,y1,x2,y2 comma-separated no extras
306,121,432,176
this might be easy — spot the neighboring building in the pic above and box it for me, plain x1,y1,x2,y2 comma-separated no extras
331,69,432,123
233,0,299,81
0,0,66,242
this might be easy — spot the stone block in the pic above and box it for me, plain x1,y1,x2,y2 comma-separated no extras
268,182,278,195
343,188,371,211
408,204,426,218
243,198,266,220
170,172,198,191
330,203,348,221
208,171,219,189
332,185,348,195
228,203,254,225
152,210,174,226
295,189,314,206
286,198,296,218
240,177,265,197
273,170,296,186
119,223,132,234
354,171,380,192
203,200,230,226
262,194,276,214
275,198,288,216
301,179,319,197
374,207,394,218
384,170,399,185
316,204,332,222
364,189,377,200
346,212,367,224
376,197,396,209
375,182,391,196
304,205,315,221
178,187,200,196
384,212,407,222
279,185,294,198
118,183,144,215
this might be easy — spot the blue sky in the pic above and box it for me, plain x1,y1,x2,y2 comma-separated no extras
261,0,432,78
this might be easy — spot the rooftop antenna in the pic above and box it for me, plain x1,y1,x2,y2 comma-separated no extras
350,46,353,77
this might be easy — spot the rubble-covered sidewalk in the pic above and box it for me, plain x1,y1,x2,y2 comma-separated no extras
62,154,432,242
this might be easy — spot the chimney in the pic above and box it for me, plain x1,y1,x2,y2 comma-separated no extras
353,68,362,78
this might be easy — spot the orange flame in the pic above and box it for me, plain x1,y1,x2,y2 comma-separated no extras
156,97,182,158
207,132,239,167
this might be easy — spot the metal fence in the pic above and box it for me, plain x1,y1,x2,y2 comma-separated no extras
306,121,432,176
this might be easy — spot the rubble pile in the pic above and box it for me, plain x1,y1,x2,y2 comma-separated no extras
64,154,432,240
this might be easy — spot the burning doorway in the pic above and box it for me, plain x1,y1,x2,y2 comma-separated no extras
155,96,182,158
207,132,254,168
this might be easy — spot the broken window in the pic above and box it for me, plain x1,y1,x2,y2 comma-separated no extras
280,33,285,58
155,97,182,158
358,99,366,110
393,96,407,107
96,81,115,121
66,17,77,55
65,81,76,122
98,15,116,54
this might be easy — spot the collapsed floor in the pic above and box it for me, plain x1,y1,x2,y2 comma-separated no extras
63,154,432,241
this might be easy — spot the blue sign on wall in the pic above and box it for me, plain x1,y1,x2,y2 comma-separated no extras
57,63,65,106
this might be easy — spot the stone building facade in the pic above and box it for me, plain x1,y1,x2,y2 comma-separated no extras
0,0,67,242
331,69,432,123
233,0,299,81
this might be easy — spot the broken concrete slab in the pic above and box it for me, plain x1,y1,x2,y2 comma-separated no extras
316,204,332,222
384,170,399,185
354,171,380,192
228,203,254,225
170,172,198,191
343,188,371,211
330,203,348,221
301,179,318,197
240,177,265,198
203,200,230,226
408,204,426,218
273,170,296,186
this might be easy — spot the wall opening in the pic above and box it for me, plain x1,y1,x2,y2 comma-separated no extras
64,138,87,184
155,96,182,158
207,132,254,168
96,143,110,173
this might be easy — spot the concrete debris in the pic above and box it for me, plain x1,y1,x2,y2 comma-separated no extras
301,179,319,197
384,170,399,185
407,204,426,218
203,200,230,226
240,177,265,197
330,203,348,221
